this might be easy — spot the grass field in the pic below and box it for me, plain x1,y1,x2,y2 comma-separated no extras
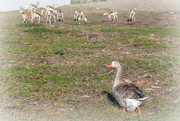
0,2,180,121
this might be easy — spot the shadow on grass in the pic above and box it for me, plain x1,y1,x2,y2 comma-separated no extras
102,91,119,107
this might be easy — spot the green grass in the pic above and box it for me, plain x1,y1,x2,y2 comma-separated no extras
55,48,64,55
100,26,178,48
100,26,170,37
87,20,103,24
16,23,43,28
24,26,80,34
0,53,177,101
2,32,88,56
1,58,105,99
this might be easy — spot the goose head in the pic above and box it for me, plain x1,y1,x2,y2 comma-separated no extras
108,61,121,69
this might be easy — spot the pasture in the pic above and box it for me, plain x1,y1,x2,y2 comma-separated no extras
0,1,180,121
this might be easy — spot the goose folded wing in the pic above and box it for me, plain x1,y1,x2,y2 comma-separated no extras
128,83,150,101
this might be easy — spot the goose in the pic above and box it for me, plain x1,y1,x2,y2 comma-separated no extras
108,61,150,114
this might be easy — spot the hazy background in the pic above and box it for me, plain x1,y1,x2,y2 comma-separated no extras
88,0,180,12
1,0,180,12
0,0,70,11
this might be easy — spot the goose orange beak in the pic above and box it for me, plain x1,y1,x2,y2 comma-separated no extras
108,63,113,67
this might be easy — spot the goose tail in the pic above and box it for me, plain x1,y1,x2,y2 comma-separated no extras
138,97,151,101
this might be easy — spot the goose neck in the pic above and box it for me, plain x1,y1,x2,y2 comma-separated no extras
113,67,123,88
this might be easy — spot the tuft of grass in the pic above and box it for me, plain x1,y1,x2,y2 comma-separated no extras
55,48,64,55
61,55,66,59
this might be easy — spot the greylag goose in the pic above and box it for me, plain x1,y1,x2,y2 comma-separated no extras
108,61,150,114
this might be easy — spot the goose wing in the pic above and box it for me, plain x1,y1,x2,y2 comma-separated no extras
113,83,145,100
130,83,146,98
